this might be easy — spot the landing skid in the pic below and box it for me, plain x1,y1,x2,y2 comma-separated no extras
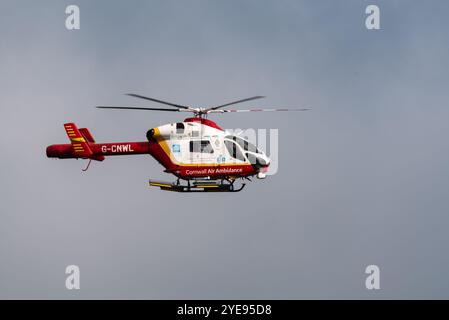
149,179,246,192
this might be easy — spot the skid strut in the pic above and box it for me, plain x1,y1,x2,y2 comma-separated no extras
149,179,245,192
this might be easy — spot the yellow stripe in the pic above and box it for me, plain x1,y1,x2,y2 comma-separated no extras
154,128,172,157
183,162,246,167
71,137,86,142
150,182,172,188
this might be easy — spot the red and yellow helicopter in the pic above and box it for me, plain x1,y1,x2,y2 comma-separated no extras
46,94,308,192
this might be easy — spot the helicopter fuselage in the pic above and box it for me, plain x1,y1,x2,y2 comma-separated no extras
46,117,270,181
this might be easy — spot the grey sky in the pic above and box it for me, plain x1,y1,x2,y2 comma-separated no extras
1,0,449,299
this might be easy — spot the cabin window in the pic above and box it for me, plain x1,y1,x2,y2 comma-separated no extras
176,123,185,134
191,131,199,138
190,140,214,153
224,140,246,162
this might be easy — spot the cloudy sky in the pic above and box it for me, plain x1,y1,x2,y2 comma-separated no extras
1,0,449,299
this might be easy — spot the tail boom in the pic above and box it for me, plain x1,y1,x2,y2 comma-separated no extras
47,123,151,160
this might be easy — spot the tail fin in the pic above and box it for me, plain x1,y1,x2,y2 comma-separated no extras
79,128,96,143
64,123,93,158
79,127,105,161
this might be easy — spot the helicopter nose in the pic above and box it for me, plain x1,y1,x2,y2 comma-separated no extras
257,162,270,179
257,154,270,167
259,163,269,173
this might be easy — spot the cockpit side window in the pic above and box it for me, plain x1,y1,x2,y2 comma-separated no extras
224,140,246,162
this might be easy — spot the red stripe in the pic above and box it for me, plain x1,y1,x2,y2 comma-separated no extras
184,117,223,131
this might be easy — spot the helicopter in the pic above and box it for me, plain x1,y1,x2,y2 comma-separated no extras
46,94,308,192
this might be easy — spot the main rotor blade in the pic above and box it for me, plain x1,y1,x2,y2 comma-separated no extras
125,93,190,109
96,106,183,112
208,108,310,113
208,96,266,111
